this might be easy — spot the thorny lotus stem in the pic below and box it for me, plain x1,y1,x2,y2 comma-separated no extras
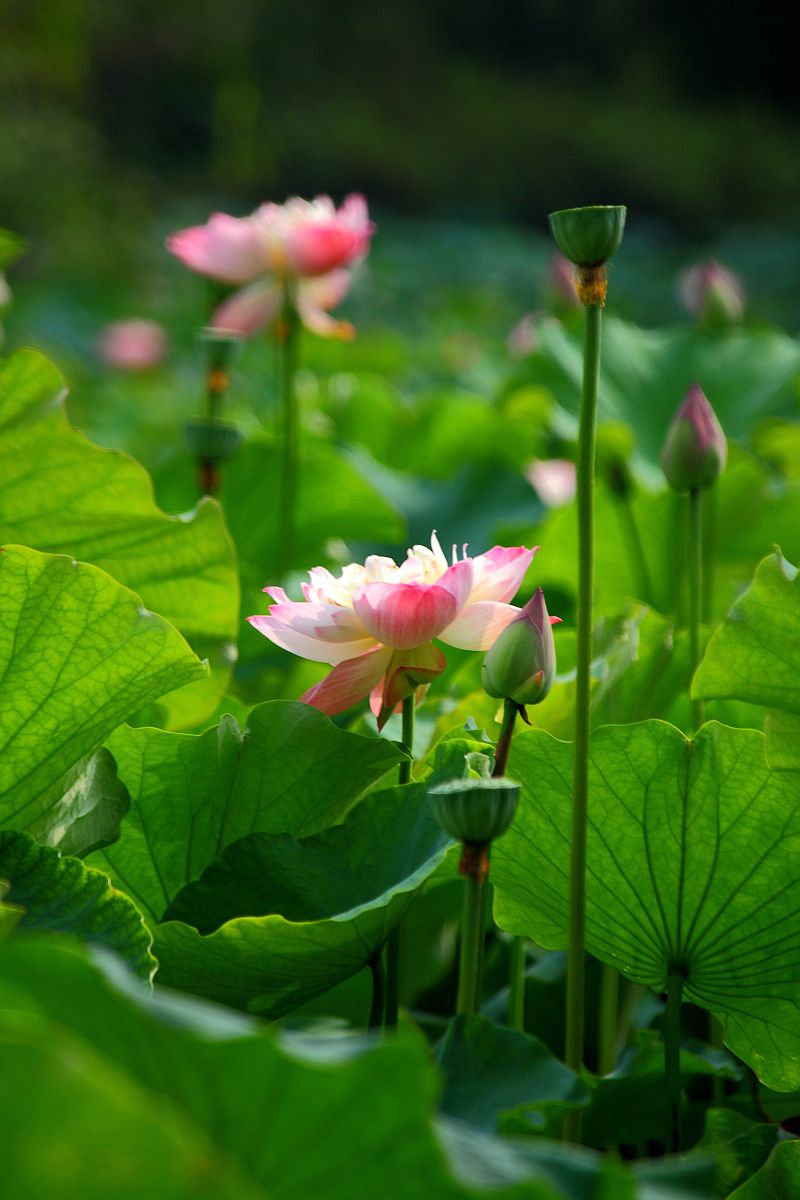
384,695,416,1028
665,971,684,1151
493,698,525,1030
616,492,654,607
597,963,619,1075
565,299,602,1142
457,843,490,1015
277,282,300,576
368,954,386,1029
688,487,705,731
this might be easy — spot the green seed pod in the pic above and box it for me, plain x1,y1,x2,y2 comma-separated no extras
661,384,727,492
548,205,627,267
183,418,243,463
481,588,557,709
428,777,520,845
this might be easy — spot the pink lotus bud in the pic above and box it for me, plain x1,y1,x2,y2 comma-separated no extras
526,459,576,508
678,260,744,326
661,383,727,492
481,587,558,711
96,319,168,371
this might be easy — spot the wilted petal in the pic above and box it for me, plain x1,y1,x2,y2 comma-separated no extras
438,601,521,650
211,280,282,337
375,644,447,729
167,214,267,284
468,546,536,604
353,582,459,650
300,646,393,716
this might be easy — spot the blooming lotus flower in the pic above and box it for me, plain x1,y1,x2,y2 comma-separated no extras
96,319,168,370
248,534,540,728
167,194,374,340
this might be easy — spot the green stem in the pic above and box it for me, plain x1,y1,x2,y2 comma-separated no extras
277,284,300,576
616,492,654,607
664,972,684,1151
597,963,620,1075
384,696,416,1028
688,487,705,732
457,859,487,1016
508,935,526,1031
492,698,517,778
565,301,602,1140
368,954,386,1029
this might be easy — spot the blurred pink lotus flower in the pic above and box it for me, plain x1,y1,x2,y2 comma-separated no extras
96,319,168,371
167,194,374,339
678,259,744,325
249,533,546,728
507,313,539,358
548,251,580,310
527,459,577,507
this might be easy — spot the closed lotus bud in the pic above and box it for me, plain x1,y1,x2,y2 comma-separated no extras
661,384,727,492
679,260,744,327
481,587,557,711
548,205,627,268
428,776,520,845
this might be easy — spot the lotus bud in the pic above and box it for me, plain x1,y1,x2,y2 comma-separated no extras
428,776,520,847
679,260,744,327
661,384,727,492
548,206,626,307
481,588,557,713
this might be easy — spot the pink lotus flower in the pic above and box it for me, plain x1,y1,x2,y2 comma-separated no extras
526,459,577,508
248,534,545,728
96,319,168,371
167,195,374,340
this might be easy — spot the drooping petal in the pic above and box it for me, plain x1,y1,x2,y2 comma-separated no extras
438,600,522,650
247,614,376,665
300,646,393,716
467,546,537,604
297,270,355,340
211,280,282,337
353,582,459,650
166,214,267,284
266,601,369,643
377,644,447,726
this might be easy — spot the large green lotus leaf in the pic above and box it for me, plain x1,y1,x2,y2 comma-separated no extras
0,832,153,978
727,1141,800,1198
491,721,800,1090
0,935,592,1200
521,315,800,467
0,349,239,728
0,546,203,841
90,702,404,926
694,1109,780,1199
527,451,800,622
1,1010,260,1200
694,554,800,768
154,783,454,1016
435,1015,587,1133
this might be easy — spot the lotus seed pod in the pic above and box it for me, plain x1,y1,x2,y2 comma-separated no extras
428,776,520,845
661,384,727,493
481,588,557,708
548,205,627,268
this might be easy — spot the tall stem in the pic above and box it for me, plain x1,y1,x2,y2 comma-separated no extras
493,698,525,1029
457,853,487,1016
277,284,300,577
565,301,602,1139
688,487,705,732
384,695,416,1028
597,964,619,1074
508,935,526,1031
368,954,386,1029
664,971,684,1151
